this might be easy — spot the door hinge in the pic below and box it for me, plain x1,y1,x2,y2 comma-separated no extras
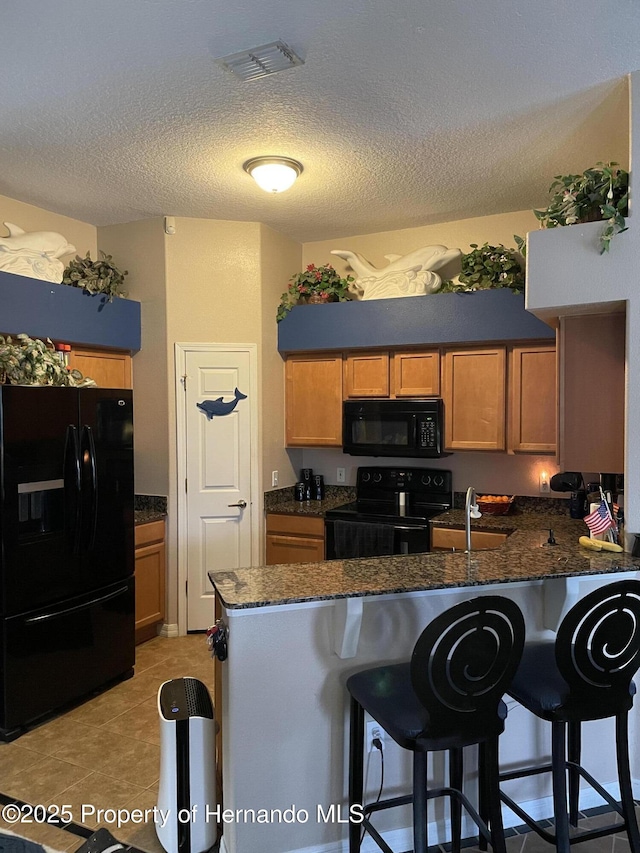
181,374,187,389
185,477,188,493
185,580,188,596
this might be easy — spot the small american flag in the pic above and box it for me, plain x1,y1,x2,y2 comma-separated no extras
584,500,616,536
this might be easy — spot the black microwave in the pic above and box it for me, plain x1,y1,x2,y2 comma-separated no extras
343,399,447,458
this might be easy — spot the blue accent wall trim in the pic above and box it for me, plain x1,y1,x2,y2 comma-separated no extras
277,290,554,352
0,270,141,351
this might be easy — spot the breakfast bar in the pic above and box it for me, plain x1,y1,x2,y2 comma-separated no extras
209,515,640,853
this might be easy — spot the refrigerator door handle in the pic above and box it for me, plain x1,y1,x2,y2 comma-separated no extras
63,424,82,554
81,425,98,553
25,585,130,623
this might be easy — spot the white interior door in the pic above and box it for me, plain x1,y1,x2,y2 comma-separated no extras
181,345,256,630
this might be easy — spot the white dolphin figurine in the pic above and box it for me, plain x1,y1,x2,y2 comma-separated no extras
0,222,76,258
330,245,461,300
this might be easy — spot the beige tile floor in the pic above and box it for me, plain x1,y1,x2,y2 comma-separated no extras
0,636,636,853
0,634,213,853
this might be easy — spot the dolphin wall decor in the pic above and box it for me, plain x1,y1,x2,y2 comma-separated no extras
197,388,247,419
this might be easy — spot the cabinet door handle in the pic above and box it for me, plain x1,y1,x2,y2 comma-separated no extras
228,500,247,509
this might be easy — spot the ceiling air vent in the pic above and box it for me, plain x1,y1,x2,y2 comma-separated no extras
216,41,304,82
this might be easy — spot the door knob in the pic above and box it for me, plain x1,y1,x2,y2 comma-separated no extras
228,500,247,509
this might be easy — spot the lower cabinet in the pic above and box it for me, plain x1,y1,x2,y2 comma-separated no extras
266,513,325,564
134,519,166,644
430,526,508,551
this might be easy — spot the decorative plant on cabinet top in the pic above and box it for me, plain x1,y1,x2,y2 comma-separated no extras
533,162,628,253
277,263,354,322
63,250,128,302
440,240,524,294
0,334,95,386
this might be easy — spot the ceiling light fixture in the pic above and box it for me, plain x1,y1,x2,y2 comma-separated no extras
243,157,303,193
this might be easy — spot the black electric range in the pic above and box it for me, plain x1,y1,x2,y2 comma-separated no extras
324,466,453,559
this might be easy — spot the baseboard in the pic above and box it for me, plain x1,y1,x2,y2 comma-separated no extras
158,622,179,638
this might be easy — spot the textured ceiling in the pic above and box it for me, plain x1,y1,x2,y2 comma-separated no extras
0,0,636,242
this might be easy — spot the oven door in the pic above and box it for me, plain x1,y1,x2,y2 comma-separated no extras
325,518,429,560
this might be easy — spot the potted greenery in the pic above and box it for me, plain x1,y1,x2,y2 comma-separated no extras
533,161,629,253
62,250,128,301
440,241,524,294
0,334,94,386
277,263,354,322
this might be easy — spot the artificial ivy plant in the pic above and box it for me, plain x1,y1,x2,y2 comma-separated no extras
62,250,128,302
440,240,524,294
0,334,94,386
533,161,629,253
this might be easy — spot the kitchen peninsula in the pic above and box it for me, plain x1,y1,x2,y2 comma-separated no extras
208,516,640,853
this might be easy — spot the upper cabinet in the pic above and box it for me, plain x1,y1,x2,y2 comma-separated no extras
69,346,133,389
393,351,440,396
558,313,624,473
344,352,390,398
285,354,343,447
343,349,440,399
285,340,556,452
443,347,506,451
508,343,556,453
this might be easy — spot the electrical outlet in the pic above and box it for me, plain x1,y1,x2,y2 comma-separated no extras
539,471,550,494
366,720,385,752
271,470,278,488
337,467,346,483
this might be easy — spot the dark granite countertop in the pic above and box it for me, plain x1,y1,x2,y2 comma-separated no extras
135,509,166,525
209,510,640,610
265,494,356,517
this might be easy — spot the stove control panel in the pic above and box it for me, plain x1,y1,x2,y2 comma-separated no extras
356,466,452,496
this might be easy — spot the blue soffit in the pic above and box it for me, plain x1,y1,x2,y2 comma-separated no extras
277,290,554,352
0,270,141,352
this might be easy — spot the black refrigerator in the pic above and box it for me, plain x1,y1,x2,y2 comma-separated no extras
0,385,135,739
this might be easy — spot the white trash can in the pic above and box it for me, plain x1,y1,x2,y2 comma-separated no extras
156,677,217,853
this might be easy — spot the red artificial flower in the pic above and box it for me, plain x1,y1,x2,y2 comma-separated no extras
306,264,315,271
315,271,322,280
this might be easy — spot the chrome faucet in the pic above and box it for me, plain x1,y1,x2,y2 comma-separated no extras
465,487,482,552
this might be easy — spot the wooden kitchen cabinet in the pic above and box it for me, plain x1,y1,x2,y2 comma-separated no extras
344,352,390,397
285,354,343,446
134,519,166,644
559,313,625,473
443,347,507,450
343,349,440,398
509,343,556,453
431,526,508,551
69,346,132,388
266,513,325,564
393,350,440,396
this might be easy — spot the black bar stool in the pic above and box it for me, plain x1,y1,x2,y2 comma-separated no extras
498,579,640,853
347,595,525,853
